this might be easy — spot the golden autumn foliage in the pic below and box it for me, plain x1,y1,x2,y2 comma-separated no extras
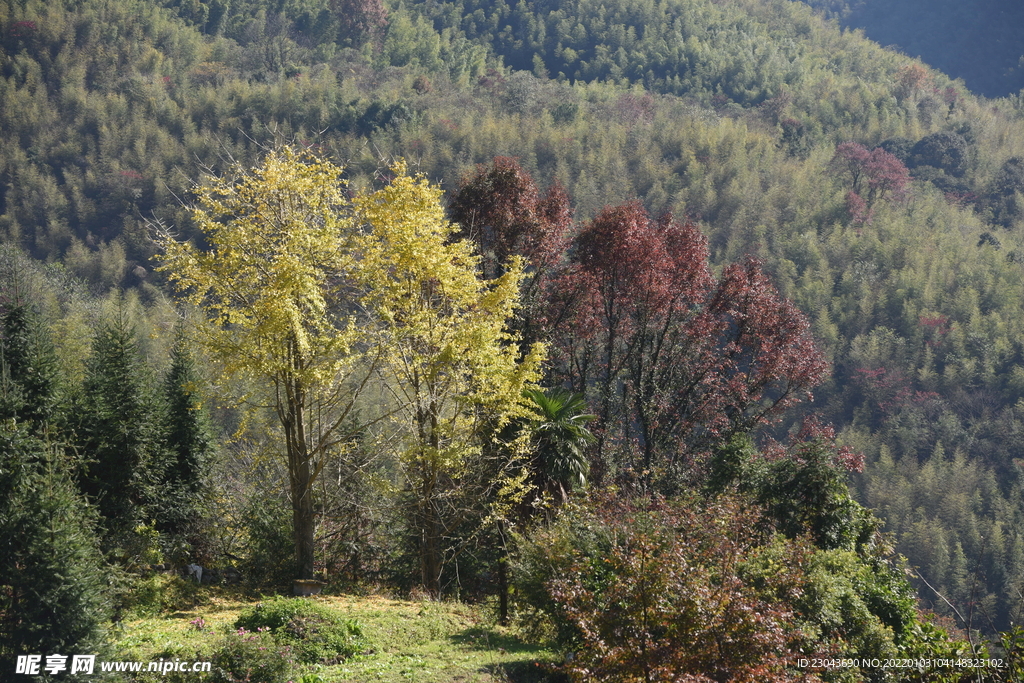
157,147,362,388
157,149,542,586
354,162,543,469
157,147,368,579
353,162,544,593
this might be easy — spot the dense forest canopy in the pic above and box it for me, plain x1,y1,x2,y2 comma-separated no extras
4,0,1024,673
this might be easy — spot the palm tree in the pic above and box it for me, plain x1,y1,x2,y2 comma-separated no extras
496,388,595,624
522,387,596,504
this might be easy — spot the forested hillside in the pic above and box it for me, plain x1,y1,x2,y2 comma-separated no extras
5,0,1024,672
798,0,1024,98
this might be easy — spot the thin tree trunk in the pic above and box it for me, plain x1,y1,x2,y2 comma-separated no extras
415,390,443,596
419,465,442,595
497,520,509,624
291,456,316,580
283,345,316,581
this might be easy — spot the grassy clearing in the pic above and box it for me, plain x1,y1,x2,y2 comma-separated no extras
112,583,561,682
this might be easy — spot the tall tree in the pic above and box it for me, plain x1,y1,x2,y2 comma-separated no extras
548,203,827,485
76,304,168,538
159,327,215,552
354,162,543,595
448,157,573,351
831,142,910,209
157,147,375,580
448,157,572,280
0,300,109,664
0,422,110,668
330,0,388,45
0,301,59,428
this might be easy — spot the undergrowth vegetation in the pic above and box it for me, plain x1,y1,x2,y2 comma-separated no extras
115,589,560,683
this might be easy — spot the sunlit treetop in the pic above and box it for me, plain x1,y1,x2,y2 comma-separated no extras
156,147,363,389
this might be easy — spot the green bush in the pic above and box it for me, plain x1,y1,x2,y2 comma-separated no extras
210,630,294,683
234,597,366,664
511,500,615,646
514,493,969,683
240,498,295,590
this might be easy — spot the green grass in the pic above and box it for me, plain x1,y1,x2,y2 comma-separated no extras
112,585,561,682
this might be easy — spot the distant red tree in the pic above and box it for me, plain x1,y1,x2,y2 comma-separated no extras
832,142,910,208
863,147,910,202
9,20,37,37
614,92,656,125
844,190,871,226
330,0,387,45
895,64,929,101
942,86,959,112
831,142,871,193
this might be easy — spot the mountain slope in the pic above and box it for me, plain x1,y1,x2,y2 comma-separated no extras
800,0,1024,98
5,0,1024,630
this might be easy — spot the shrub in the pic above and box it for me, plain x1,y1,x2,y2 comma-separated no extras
210,630,294,683
234,597,366,664
240,497,295,590
514,494,816,682
511,500,615,645
514,490,970,683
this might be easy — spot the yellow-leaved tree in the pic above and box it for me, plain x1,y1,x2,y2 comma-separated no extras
156,148,374,580
354,162,544,595
158,150,542,591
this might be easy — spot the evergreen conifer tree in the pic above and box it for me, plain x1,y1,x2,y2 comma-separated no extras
158,327,215,555
76,305,168,541
0,302,60,428
1,305,109,672
0,422,110,670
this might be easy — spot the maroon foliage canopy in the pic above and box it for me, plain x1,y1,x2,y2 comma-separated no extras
448,157,574,351
550,204,827,479
831,142,910,204
448,156,572,279
449,158,829,486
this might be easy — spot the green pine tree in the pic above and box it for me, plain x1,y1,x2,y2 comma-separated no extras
158,328,215,555
0,418,110,673
76,306,168,542
0,302,60,428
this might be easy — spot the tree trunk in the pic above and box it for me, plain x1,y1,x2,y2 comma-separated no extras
418,469,442,595
414,391,443,596
291,457,316,580
284,362,316,581
497,520,509,624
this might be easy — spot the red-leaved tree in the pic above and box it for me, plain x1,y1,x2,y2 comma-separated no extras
548,204,827,483
450,162,828,488
831,142,910,214
448,157,573,348
549,203,713,474
863,147,910,202
330,0,388,45
448,157,572,278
